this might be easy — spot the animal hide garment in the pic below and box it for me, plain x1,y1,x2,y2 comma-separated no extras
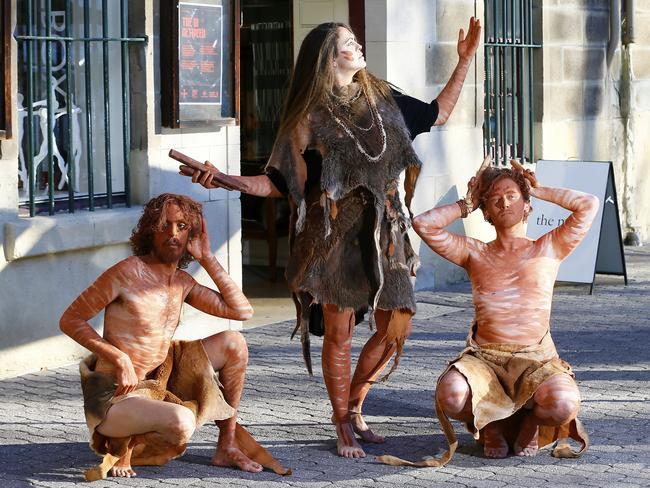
266,83,422,375
377,325,589,467
80,340,291,480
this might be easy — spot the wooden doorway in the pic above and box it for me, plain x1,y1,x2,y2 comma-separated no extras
239,0,365,286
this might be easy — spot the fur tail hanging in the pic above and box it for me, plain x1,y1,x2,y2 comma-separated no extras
235,423,292,475
291,293,313,375
379,309,412,382
300,312,313,376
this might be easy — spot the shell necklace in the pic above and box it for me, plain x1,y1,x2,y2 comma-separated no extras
327,85,387,162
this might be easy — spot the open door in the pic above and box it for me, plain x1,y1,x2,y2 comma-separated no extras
240,0,353,287
240,1,293,283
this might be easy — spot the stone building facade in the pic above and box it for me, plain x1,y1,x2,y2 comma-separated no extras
0,0,646,377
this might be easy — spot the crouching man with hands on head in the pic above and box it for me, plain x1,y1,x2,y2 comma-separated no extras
379,159,596,467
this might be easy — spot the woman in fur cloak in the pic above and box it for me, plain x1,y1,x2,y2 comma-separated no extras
179,20,481,458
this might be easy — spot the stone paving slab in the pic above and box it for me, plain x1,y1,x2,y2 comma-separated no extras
1,247,649,487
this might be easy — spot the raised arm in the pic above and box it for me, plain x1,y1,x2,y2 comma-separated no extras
412,202,471,267
413,155,491,266
59,263,138,395
434,17,481,126
184,217,254,321
531,185,599,260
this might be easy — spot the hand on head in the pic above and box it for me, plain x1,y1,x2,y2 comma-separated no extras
186,215,212,261
457,17,482,62
510,159,539,189
466,154,492,209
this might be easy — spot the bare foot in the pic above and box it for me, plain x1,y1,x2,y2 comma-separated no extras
211,447,263,473
483,422,509,458
349,411,385,444
513,414,539,457
334,421,366,458
111,447,136,478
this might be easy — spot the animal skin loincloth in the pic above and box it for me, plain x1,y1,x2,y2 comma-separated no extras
378,324,589,467
80,340,290,478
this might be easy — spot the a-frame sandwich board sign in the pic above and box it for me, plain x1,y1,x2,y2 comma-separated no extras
526,160,627,294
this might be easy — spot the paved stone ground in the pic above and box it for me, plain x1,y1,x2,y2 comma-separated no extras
1,247,649,487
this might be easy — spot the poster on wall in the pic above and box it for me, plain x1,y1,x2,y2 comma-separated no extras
178,2,223,107
526,160,627,291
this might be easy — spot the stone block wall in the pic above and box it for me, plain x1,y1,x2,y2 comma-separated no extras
365,0,493,290
539,1,649,241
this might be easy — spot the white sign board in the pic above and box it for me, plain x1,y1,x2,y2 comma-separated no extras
526,160,609,283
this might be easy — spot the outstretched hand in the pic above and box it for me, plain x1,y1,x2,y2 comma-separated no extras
179,160,221,189
510,159,539,189
186,215,213,262
457,17,482,62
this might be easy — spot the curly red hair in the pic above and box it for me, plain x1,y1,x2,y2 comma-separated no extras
130,193,203,269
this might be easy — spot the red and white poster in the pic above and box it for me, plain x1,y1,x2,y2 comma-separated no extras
178,3,223,106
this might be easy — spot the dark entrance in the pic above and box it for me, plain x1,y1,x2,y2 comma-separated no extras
240,0,292,284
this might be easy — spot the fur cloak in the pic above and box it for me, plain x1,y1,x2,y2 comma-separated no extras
266,84,422,375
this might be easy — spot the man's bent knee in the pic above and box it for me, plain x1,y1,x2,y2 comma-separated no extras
534,376,581,425
538,395,580,425
221,330,248,361
436,369,471,416
167,407,196,444
203,330,249,370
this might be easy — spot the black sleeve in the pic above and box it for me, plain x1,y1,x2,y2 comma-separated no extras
265,149,322,197
390,88,439,140
265,167,289,197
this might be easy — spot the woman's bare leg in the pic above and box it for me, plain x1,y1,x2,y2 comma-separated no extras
348,309,410,443
321,304,365,458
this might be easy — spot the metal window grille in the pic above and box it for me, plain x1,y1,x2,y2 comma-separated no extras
15,0,146,216
483,0,541,166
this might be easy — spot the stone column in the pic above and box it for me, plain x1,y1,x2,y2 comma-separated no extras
366,0,489,289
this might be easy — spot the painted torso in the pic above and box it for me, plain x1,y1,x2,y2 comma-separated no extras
82,256,195,379
467,236,559,345
414,185,599,347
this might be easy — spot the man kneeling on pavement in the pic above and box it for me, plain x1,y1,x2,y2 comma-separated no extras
60,193,289,480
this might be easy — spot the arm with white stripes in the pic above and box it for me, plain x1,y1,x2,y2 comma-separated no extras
184,215,254,321
532,186,599,260
412,202,471,268
185,256,254,321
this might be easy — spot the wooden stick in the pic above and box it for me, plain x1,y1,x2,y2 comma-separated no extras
168,149,248,192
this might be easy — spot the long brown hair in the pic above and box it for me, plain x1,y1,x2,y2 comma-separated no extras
275,22,392,142
130,193,203,269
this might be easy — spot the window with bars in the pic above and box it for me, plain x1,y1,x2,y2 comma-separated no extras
483,0,541,166
15,0,146,216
